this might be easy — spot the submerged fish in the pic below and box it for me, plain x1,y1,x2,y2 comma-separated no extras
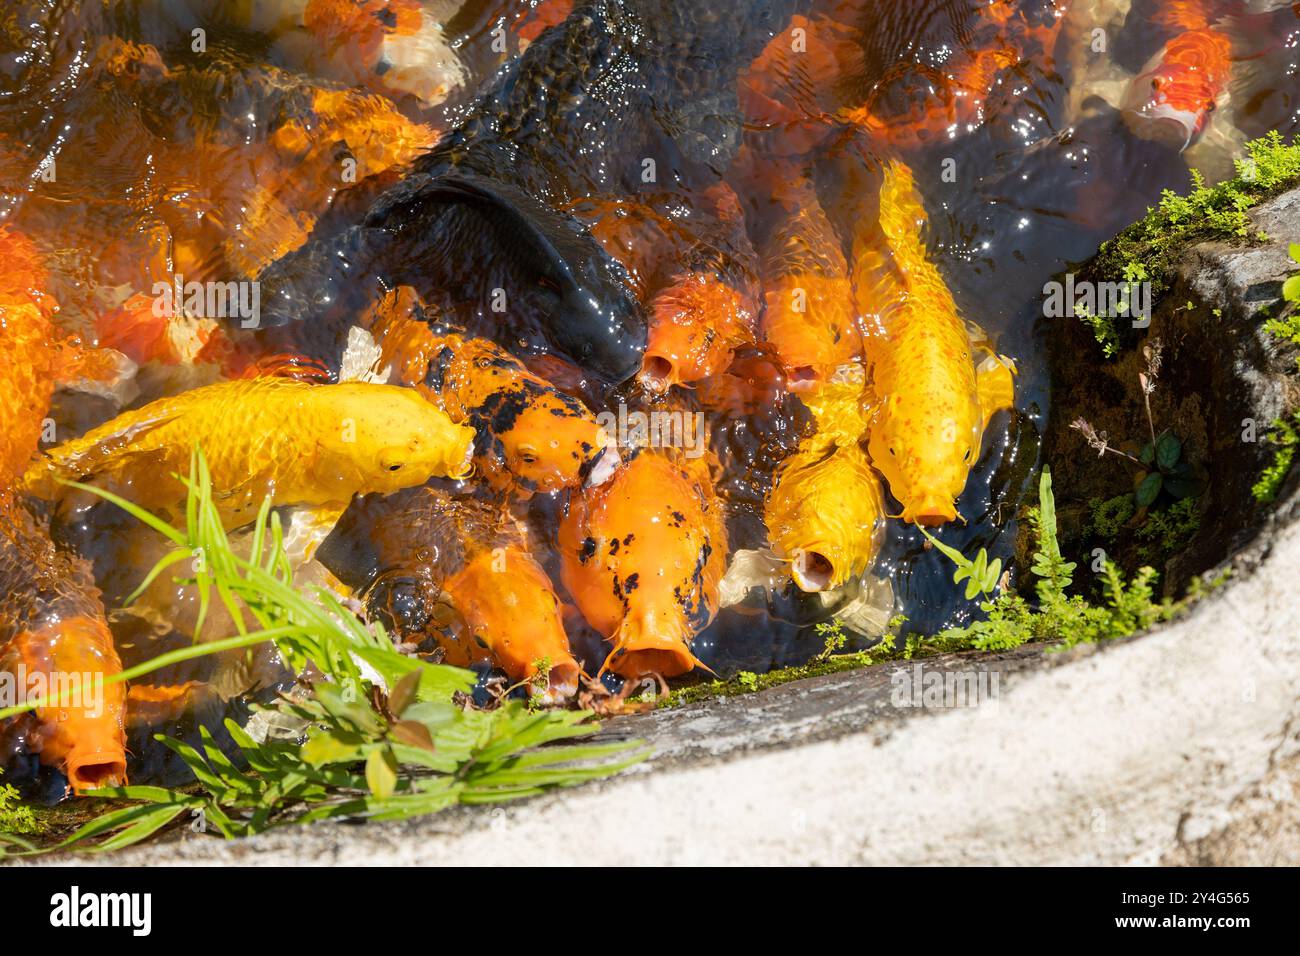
364,288,618,495
316,484,581,700
23,378,475,523
1121,1,1233,150
736,151,864,388
852,158,1015,525
558,449,728,679
0,506,128,794
839,0,1069,150
0,228,125,795
764,377,884,591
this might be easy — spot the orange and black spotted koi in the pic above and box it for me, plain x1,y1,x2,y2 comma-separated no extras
366,287,617,496
558,448,727,680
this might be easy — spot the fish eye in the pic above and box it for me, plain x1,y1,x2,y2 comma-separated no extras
963,448,972,462
889,446,898,457
517,445,540,464
1151,77,1162,91
387,462,403,472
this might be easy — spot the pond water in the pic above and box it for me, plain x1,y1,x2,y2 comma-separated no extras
2,0,1298,789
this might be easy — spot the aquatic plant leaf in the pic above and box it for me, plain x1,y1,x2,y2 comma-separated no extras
365,748,399,799
49,799,196,853
87,804,190,853
302,729,366,767
390,720,435,752
1135,472,1163,508
388,669,421,717
27,448,648,853
1284,274,1300,304
1155,433,1182,471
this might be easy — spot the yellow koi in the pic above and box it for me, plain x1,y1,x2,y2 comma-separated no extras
853,159,1014,525
23,379,475,522
764,374,885,591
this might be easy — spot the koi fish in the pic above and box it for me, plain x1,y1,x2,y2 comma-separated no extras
299,0,464,105
0,228,134,484
841,0,1070,150
565,186,760,393
744,155,864,388
1121,1,1233,150
853,159,1015,525
364,287,619,495
641,271,758,392
764,376,884,590
316,485,581,701
0,506,128,794
739,12,868,157
0,228,126,794
23,378,475,523
558,449,727,679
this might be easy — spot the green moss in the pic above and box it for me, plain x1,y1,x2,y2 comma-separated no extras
1135,498,1201,563
0,772,44,836
1076,306,1120,358
1252,413,1299,504
1086,495,1136,538
661,623,907,708
1081,132,1300,352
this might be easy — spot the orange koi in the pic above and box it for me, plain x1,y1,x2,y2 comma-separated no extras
641,272,757,392
1122,1,1233,150
558,449,727,680
748,157,864,388
517,0,575,47
0,228,130,483
364,287,618,495
852,159,1015,525
0,228,126,794
740,12,865,156
842,0,1070,150
317,485,581,701
0,507,128,794
95,292,232,371
569,190,759,392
